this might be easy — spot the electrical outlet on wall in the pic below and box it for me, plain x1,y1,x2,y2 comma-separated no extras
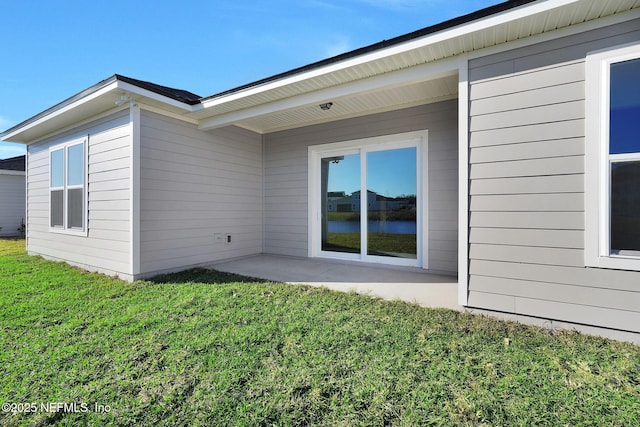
225,233,232,245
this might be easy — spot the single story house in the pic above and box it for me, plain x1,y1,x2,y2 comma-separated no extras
0,155,25,236
2,0,640,340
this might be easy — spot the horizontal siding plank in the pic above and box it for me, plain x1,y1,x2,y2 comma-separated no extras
469,243,584,267
90,169,130,183
470,81,584,116
88,229,130,242
470,61,584,99
29,232,128,258
470,139,584,163
470,156,583,179
470,228,583,249
470,211,584,230
90,151,130,169
470,100,584,132
89,200,130,211
142,158,260,181
28,243,130,274
469,275,640,313
141,209,261,222
470,119,584,148
89,124,130,145
514,297,640,333
470,174,583,195
470,193,583,212
90,210,130,221
88,219,129,232
89,179,130,192
88,190,130,202
141,222,261,237
470,259,640,293
140,168,260,189
89,134,130,155
467,291,515,313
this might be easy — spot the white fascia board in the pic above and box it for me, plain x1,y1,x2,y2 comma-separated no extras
2,80,200,143
200,0,580,109
1,81,119,142
199,57,459,131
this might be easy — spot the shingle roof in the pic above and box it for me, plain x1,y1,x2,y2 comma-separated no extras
115,74,202,105
0,155,25,171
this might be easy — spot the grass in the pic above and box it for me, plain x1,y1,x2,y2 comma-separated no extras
0,238,639,426
325,232,417,256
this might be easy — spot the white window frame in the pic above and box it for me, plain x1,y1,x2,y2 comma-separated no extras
308,130,428,269
48,136,88,236
585,42,640,270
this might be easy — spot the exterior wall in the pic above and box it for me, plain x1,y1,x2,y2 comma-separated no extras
138,111,263,275
0,171,25,236
467,19,640,332
263,101,458,274
26,111,132,277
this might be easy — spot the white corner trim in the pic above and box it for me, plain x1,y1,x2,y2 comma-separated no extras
457,55,470,306
130,102,141,276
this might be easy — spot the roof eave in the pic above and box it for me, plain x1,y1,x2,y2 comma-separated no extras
1,76,201,144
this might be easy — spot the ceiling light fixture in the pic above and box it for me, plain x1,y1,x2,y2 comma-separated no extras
319,102,333,111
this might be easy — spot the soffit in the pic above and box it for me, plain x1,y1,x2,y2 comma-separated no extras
234,75,459,134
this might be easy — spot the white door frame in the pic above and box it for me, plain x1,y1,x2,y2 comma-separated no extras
308,130,429,268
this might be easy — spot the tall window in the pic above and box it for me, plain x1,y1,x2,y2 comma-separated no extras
50,137,87,233
586,42,640,270
609,58,640,255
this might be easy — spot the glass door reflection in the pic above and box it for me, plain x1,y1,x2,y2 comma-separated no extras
366,147,417,259
321,153,361,254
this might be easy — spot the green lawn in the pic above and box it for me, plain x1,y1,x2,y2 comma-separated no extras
325,232,417,256
1,238,639,426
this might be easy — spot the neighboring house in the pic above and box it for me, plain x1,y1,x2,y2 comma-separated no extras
0,155,25,237
327,192,351,213
2,0,640,339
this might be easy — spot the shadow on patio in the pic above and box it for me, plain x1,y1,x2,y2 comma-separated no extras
209,254,461,311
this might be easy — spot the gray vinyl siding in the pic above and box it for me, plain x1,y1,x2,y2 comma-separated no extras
467,19,640,332
139,111,262,274
0,172,25,236
263,101,458,274
26,111,132,276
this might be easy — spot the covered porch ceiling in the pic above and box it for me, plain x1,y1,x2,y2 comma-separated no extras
201,72,460,134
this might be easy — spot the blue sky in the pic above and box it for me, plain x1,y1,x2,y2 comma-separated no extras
0,0,502,159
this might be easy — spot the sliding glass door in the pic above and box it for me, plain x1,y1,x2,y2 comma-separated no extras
313,132,426,268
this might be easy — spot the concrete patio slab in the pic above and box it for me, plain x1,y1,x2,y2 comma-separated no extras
209,254,461,311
